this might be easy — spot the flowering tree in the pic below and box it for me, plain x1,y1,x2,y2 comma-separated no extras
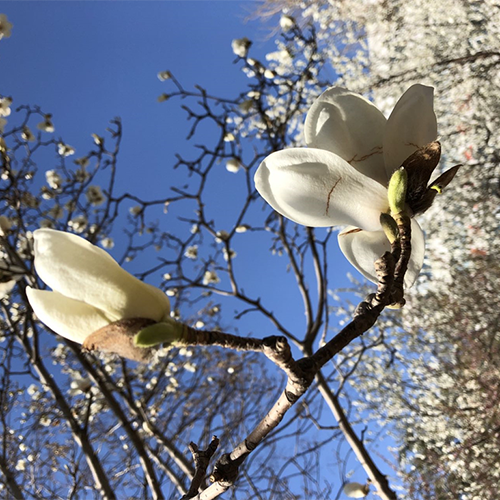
258,0,500,497
0,2,497,498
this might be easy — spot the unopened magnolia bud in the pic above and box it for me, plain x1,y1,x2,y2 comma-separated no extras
83,318,157,363
388,167,408,215
134,318,184,348
379,213,399,244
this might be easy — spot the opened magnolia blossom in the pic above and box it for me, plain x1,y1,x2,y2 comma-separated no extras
255,84,458,287
27,229,171,344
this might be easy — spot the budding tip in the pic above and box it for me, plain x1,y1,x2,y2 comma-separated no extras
388,167,408,215
379,213,399,244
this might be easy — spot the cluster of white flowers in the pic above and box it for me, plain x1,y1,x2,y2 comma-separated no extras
68,215,88,233
202,270,220,285
58,142,75,157
45,170,63,190
184,245,198,260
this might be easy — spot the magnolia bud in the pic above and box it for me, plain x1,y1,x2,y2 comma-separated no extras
387,167,408,215
134,318,184,348
379,213,399,244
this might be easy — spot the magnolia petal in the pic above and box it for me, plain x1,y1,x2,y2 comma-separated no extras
0,279,16,299
338,219,425,288
406,219,425,288
304,87,388,185
26,288,109,344
33,229,170,322
383,84,438,177
255,148,389,231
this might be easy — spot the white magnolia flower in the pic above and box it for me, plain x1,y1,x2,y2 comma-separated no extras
226,158,241,173
203,270,220,285
68,215,87,233
45,170,62,190
0,14,13,40
223,248,236,261
100,237,114,249
255,84,458,288
343,481,369,498
0,96,12,117
235,224,249,233
21,126,35,142
0,117,6,133
157,70,172,81
157,93,169,103
58,142,75,157
280,15,295,32
91,133,104,146
15,460,26,472
37,115,54,133
26,229,171,344
231,37,251,58
215,230,229,243
184,245,198,260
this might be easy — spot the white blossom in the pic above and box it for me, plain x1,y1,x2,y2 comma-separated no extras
255,84,457,288
157,70,172,81
226,158,241,173
26,229,171,344
215,230,229,243
280,15,295,32
58,142,75,157
21,126,35,142
0,96,12,117
0,117,6,133
37,115,55,133
100,237,114,249
235,224,249,233
231,37,251,58
68,215,87,233
129,205,142,216
0,14,12,40
184,245,198,260
203,270,220,285
91,133,104,146
15,460,26,472
45,170,62,190
343,481,369,498
39,416,51,427
223,248,236,261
